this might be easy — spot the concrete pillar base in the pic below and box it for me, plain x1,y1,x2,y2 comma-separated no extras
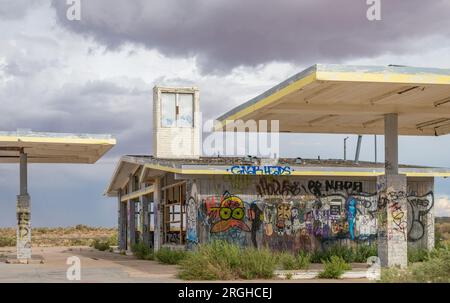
16,194,31,260
377,174,408,268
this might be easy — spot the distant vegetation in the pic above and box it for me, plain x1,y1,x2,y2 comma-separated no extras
0,225,116,247
435,217,450,245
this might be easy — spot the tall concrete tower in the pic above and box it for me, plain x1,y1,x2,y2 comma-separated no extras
152,86,200,159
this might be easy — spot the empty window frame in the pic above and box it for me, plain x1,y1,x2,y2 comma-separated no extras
163,182,187,245
161,92,194,128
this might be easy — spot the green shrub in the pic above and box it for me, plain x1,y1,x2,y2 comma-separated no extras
107,233,118,247
156,247,189,265
178,251,228,280
353,244,377,263
310,244,377,263
279,251,310,270
311,245,353,263
91,234,117,251
279,252,297,270
238,247,277,279
178,241,238,280
131,242,154,260
91,239,110,251
318,256,352,279
408,248,429,263
0,236,15,247
310,250,326,263
296,251,311,269
178,241,278,280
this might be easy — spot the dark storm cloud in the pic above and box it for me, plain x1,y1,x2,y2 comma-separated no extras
46,80,154,156
51,0,450,73
0,78,154,157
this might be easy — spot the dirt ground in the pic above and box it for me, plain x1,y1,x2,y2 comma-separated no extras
0,246,370,283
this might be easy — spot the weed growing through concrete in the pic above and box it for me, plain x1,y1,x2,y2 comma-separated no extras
318,256,352,279
278,251,311,270
178,241,277,280
131,242,154,260
155,247,189,265
310,244,377,263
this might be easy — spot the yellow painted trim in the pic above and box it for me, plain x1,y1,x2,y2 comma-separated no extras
403,172,450,177
143,163,450,178
217,72,317,129
144,163,183,174
0,136,116,145
317,71,450,85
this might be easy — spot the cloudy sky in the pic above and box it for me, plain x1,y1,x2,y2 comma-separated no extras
1,0,450,227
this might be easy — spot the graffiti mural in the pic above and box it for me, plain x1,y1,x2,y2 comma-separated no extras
197,190,378,253
194,177,434,253
258,193,378,252
227,165,291,176
198,192,251,246
186,196,198,245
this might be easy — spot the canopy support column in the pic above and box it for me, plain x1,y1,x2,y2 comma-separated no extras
17,149,31,261
153,178,161,251
377,113,408,268
117,189,127,251
140,194,150,247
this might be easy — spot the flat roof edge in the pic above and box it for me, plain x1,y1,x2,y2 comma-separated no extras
216,64,318,122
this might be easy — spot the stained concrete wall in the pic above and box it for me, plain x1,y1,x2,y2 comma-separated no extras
185,175,434,253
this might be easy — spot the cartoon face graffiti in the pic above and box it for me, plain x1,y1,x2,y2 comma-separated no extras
276,203,291,231
210,194,250,233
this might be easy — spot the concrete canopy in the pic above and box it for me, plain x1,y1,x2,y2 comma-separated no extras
0,130,116,164
216,64,450,136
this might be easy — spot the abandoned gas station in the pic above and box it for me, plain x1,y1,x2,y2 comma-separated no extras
0,130,116,262
105,64,450,268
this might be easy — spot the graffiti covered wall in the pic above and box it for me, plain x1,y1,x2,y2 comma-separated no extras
188,175,434,253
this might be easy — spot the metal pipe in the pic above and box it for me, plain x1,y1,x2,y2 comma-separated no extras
344,136,349,160
385,113,399,175
374,135,377,163
355,135,362,163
